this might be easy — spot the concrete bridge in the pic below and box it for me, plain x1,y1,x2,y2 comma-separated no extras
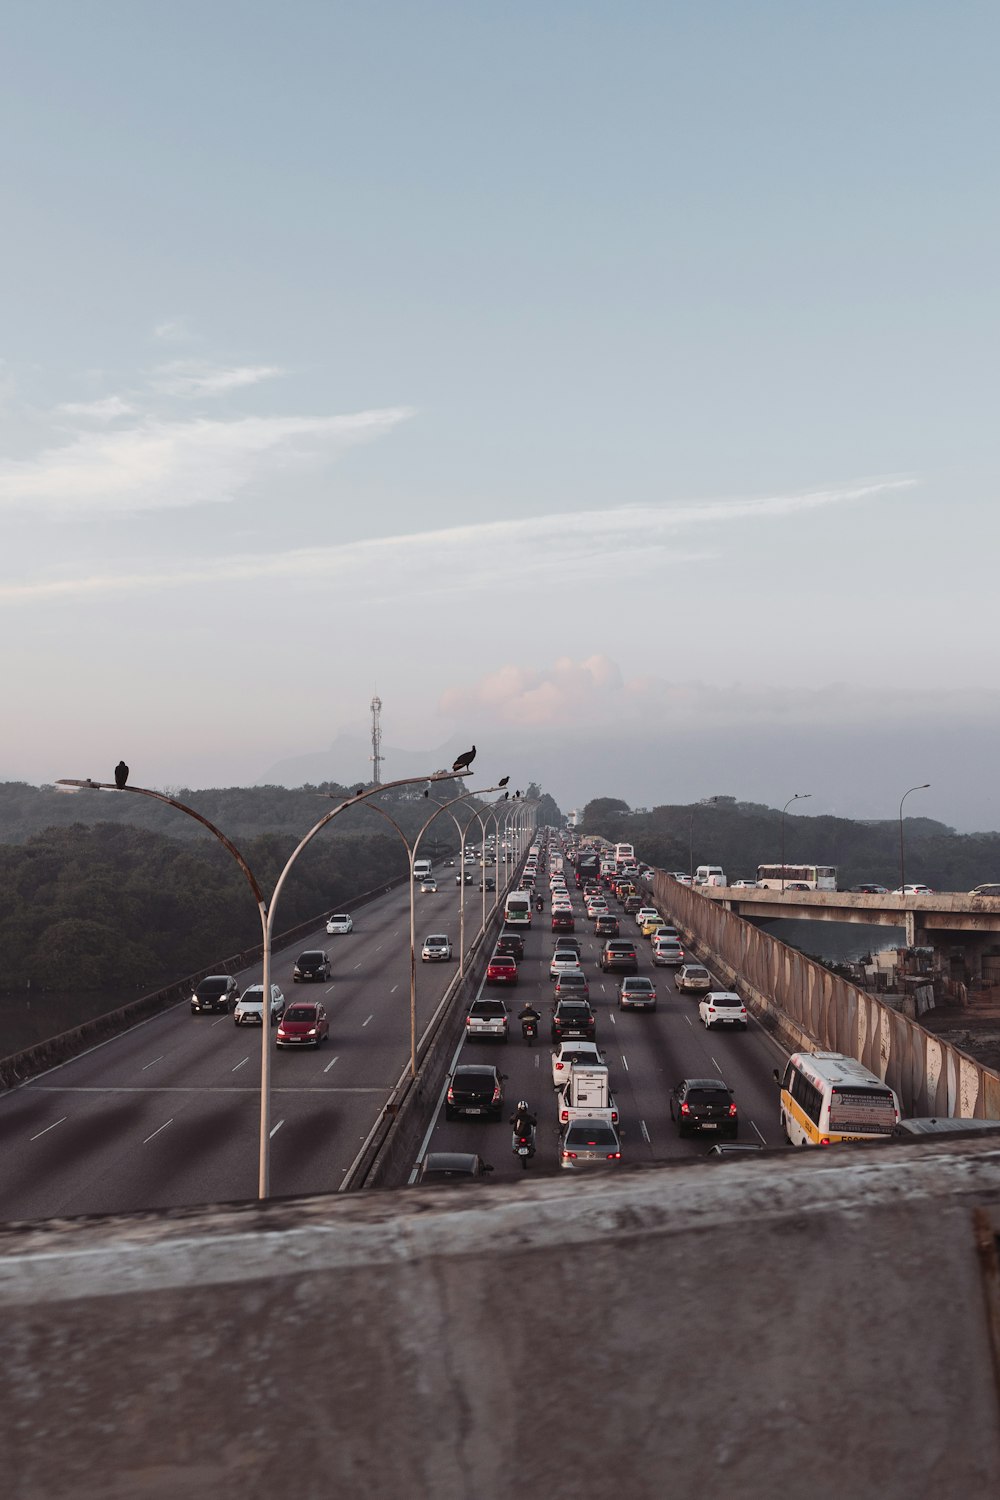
700,886,1000,967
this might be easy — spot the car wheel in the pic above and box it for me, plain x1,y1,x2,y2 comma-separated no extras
781,1113,791,1144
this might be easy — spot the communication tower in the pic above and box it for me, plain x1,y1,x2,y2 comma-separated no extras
370,694,383,785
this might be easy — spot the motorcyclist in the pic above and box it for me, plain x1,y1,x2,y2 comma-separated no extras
510,1100,537,1140
518,1003,541,1026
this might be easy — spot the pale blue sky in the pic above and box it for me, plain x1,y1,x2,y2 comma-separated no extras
0,3,997,826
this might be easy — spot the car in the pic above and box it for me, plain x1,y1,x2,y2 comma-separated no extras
445,1064,505,1120
486,954,518,985
675,874,693,887
698,992,748,1029
495,932,525,961
593,914,620,938
731,880,759,890
326,913,354,935
785,882,811,892
551,998,596,1041
421,878,438,893
276,1001,329,1048
551,1041,603,1087
551,911,576,932
293,949,331,982
652,937,685,966
617,976,657,1011
421,934,453,962
852,883,888,894
893,884,934,895
586,899,609,918
456,871,474,885
550,950,583,981
706,1142,763,1158
417,1153,495,1183
560,1118,622,1170
553,937,583,959
669,1077,739,1138
234,984,285,1026
675,964,712,993
553,971,590,1002
480,876,496,891
970,884,1000,897
190,974,239,1015
600,940,638,973
445,859,456,867
640,914,666,938
466,998,509,1042
623,894,643,914
635,907,660,927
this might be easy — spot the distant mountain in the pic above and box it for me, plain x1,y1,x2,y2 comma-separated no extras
257,731,473,788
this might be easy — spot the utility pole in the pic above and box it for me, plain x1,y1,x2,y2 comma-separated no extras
370,694,383,786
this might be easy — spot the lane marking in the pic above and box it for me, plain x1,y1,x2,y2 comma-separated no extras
685,1015,693,1026
232,1057,249,1072
390,984,399,994
640,1119,650,1144
324,984,335,994
621,1053,630,1072
324,1055,340,1073
750,1119,767,1144
353,962,362,971
269,1119,284,1138
712,1056,722,1074
362,1015,374,1027
143,1119,173,1144
374,944,383,953
609,1013,617,1026
30,1117,66,1142
141,1056,164,1071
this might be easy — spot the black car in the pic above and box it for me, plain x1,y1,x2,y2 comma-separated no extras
293,949,332,982
594,914,620,938
552,911,575,932
553,937,583,958
623,895,643,915
551,998,597,1042
669,1078,739,1138
495,932,525,961
600,940,638,974
445,1064,506,1120
417,1152,495,1183
190,974,239,1015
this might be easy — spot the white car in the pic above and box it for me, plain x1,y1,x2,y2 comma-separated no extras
635,907,660,927
551,1040,603,1088
421,934,453,962
675,964,713,994
421,878,438,893
698,992,748,1030
234,984,285,1026
326,913,354,935
731,880,759,890
550,952,584,982
893,884,934,895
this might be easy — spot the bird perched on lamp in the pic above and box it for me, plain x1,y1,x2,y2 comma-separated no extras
452,745,476,772
114,761,129,789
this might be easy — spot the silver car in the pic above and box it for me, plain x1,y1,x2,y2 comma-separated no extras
675,964,712,994
234,984,285,1026
421,934,452,962
560,1119,622,1170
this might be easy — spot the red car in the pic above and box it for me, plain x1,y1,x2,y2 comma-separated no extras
486,954,519,985
275,1001,330,1048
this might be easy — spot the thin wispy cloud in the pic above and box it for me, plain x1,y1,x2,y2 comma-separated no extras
0,475,913,603
0,406,414,515
152,362,285,397
57,396,135,421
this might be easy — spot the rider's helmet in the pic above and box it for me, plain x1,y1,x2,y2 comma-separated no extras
517,1099,529,1112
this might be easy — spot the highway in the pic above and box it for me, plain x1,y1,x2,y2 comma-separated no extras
0,869,495,1219
412,848,792,1183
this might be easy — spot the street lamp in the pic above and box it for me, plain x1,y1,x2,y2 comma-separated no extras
689,796,719,882
56,767,469,1198
780,793,811,892
899,783,930,894
423,790,507,977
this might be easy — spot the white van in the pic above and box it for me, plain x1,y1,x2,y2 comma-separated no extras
695,865,726,887
413,858,433,882
503,892,532,927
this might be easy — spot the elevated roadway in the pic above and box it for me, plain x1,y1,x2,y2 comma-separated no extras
701,885,1000,954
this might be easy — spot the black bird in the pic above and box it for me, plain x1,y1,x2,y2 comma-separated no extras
423,788,429,798
498,775,509,787
355,787,365,796
114,760,129,789
502,791,509,801
452,745,476,773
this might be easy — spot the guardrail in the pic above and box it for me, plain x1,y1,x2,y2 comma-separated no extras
0,874,408,1092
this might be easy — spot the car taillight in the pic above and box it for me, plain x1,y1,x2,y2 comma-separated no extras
607,1152,621,1160
728,1103,738,1116
555,1062,565,1071
492,1086,501,1102
447,1088,454,1101
560,1109,569,1122
680,1102,690,1114
563,1151,577,1159
820,1136,831,1146
612,1110,619,1124
465,1017,472,1026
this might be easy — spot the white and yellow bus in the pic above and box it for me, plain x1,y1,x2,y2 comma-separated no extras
777,1051,900,1147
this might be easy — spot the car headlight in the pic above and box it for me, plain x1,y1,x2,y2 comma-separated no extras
308,1028,317,1036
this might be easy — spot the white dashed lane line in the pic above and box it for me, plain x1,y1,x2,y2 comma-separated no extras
362,1015,373,1028
269,1119,284,1138
143,1119,173,1145
141,1056,163,1071
29,1117,66,1142
232,1057,249,1072
324,1056,340,1073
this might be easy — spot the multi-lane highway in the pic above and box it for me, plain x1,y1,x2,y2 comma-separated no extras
0,871,494,1219
412,849,791,1183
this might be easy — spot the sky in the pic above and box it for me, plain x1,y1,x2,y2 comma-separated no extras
1,2,998,829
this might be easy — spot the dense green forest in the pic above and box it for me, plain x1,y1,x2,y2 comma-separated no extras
0,780,561,994
579,797,1000,892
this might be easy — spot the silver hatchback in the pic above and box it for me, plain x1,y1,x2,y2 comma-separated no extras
560,1119,622,1170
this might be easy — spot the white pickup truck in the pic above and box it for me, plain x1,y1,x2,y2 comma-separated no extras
556,1063,619,1130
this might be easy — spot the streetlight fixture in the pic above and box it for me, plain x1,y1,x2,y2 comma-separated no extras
898,783,930,894
780,793,812,892
689,796,719,882
56,767,469,1198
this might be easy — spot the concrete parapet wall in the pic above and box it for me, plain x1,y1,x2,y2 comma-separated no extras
654,875,1000,1119
2,1142,1000,1498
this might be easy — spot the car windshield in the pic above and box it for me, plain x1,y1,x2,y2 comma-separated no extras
688,1088,730,1104
331,915,349,922
427,936,447,944
711,996,742,1008
628,980,654,991
284,1007,316,1023
566,1124,617,1146
299,952,324,963
196,979,228,995
559,975,586,987
472,1002,506,1016
686,969,709,978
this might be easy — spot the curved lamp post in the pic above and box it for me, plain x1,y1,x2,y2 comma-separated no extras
361,783,505,1078
780,793,811,892
899,783,930,894
56,767,469,1198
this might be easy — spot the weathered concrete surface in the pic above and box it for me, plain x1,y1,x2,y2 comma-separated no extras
1,1143,999,1499
704,884,1000,933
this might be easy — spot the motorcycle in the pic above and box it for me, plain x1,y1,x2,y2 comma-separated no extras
520,1013,539,1044
511,1125,537,1168
535,895,544,912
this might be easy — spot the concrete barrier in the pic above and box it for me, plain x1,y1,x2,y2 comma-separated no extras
2,1139,999,1498
652,874,1000,1119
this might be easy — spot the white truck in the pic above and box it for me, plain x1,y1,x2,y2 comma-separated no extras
556,1063,619,1131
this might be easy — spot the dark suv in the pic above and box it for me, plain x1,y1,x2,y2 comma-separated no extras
293,949,332,982
669,1078,739,1138
495,932,525,961
445,1064,506,1120
190,974,239,1015
594,913,620,938
551,998,597,1042
600,940,638,974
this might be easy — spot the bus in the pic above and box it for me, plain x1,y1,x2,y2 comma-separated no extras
503,891,532,927
777,1052,900,1147
614,843,636,866
756,864,837,891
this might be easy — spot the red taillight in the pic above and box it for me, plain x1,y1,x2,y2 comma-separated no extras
607,1152,621,1160
820,1136,831,1146
680,1102,690,1114
728,1103,738,1117
612,1110,619,1124
560,1109,569,1122
563,1151,577,1159
492,1086,501,1102
447,1088,454,1102
465,1017,471,1027
555,1061,565,1071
